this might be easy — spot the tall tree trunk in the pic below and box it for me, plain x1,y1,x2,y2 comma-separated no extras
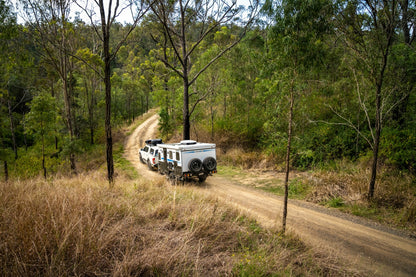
51,81,59,150
183,78,190,140
42,133,46,179
282,79,294,234
7,99,17,160
4,160,8,182
210,103,214,141
368,82,382,199
102,19,114,185
61,51,76,173
368,12,394,198
180,1,191,141
89,83,95,145
63,79,76,172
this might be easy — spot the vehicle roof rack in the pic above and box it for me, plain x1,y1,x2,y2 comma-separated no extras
180,140,197,145
145,139,163,146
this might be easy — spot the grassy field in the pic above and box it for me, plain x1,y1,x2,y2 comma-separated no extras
0,167,360,276
0,112,380,276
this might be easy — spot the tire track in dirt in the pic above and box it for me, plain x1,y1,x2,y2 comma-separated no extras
125,113,416,277
125,113,162,180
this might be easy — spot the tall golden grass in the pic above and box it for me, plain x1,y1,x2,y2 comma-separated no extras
0,170,357,276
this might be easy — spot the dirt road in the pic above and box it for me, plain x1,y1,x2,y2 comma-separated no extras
125,113,416,277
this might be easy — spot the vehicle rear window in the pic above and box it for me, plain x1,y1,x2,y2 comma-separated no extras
144,146,149,152
150,149,154,155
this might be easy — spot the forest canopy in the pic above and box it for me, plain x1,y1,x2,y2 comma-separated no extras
1,0,415,185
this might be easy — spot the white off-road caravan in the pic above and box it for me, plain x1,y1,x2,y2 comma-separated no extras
157,140,217,182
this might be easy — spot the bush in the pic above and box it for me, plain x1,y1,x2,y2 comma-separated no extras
380,127,416,173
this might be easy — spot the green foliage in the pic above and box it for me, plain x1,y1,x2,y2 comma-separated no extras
1,0,415,179
158,108,173,139
25,93,57,139
327,197,345,208
380,127,416,173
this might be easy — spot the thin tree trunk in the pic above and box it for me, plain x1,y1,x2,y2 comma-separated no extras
42,133,46,179
62,52,76,173
282,79,294,234
51,81,59,150
4,160,8,182
183,79,190,140
180,1,190,141
101,11,114,185
211,104,214,141
89,85,95,145
8,100,17,160
368,12,394,198
368,83,382,199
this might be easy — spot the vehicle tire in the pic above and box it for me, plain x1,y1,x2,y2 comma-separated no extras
188,158,202,174
147,160,153,170
203,157,217,171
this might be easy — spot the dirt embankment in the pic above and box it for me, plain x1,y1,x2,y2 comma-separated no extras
125,113,416,277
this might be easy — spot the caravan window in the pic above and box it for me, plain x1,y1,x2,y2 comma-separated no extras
176,152,180,161
168,151,172,160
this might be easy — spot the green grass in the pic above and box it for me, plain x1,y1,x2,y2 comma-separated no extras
217,165,244,178
262,178,311,200
218,165,311,200
326,197,345,208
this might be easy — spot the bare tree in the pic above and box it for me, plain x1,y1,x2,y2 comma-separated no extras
75,0,151,184
150,0,259,140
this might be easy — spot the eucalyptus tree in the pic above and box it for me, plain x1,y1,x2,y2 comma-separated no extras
335,0,400,199
149,0,259,140
22,0,79,173
75,0,151,184
0,0,32,178
264,0,334,232
25,93,57,179
0,0,18,161
74,48,103,145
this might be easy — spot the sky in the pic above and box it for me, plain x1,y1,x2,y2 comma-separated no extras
10,0,255,25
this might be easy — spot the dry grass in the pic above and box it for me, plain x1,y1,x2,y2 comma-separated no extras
0,170,358,276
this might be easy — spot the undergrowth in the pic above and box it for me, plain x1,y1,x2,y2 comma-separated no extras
306,160,416,232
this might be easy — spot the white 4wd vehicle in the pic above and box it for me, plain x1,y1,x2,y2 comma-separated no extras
157,140,217,182
139,139,163,170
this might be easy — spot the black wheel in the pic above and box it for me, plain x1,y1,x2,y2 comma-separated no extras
188,158,202,174
147,160,153,170
203,157,217,171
